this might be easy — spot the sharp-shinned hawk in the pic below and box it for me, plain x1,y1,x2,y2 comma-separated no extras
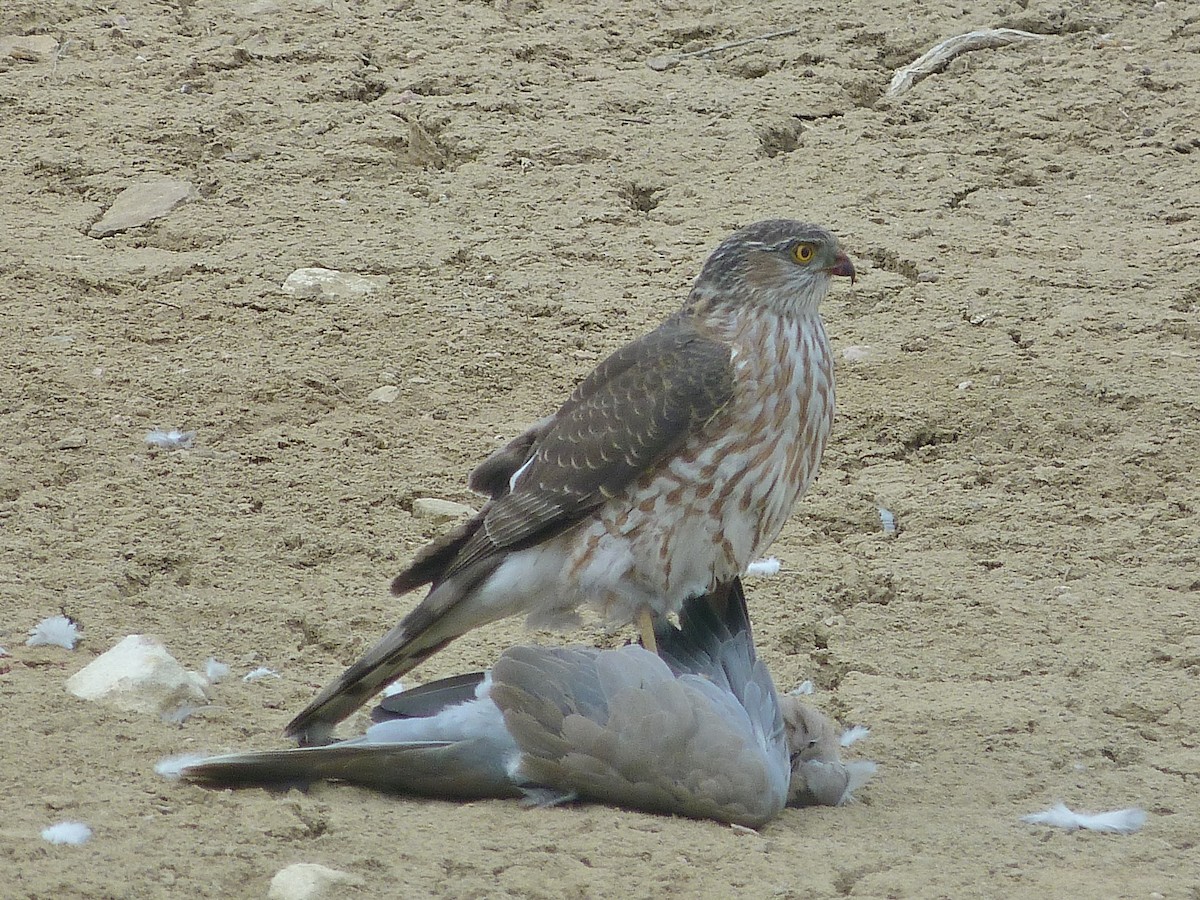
286,219,855,744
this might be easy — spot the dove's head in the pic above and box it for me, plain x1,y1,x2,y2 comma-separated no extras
780,695,841,764
686,219,855,320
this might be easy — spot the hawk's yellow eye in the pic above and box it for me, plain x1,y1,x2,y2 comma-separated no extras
791,242,816,264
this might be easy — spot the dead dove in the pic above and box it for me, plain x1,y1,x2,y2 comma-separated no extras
168,580,872,827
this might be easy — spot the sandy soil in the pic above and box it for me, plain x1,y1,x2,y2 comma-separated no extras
2,0,1198,897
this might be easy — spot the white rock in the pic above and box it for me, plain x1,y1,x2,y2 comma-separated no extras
367,385,401,403
65,635,208,716
89,179,196,237
268,863,364,900
411,497,477,522
281,268,389,300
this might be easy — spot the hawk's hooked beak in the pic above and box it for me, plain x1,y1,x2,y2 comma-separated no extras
829,251,856,285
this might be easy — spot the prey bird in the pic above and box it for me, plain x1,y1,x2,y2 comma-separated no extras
171,580,874,827
286,219,855,745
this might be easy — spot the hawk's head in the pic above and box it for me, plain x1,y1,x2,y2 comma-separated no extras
688,219,855,319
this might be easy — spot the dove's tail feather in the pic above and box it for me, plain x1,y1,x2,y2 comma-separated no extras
654,577,754,682
284,557,504,746
178,740,522,800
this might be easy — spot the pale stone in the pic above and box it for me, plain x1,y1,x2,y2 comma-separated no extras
280,268,389,300
66,635,208,716
89,180,196,237
412,497,477,522
267,863,364,900
0,34,60,61
840,345,874,363
367,385,401,403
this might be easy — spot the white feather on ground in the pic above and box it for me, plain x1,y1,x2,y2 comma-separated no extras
204,658,230,683
745,557,781,577
145,428,196,449
42,822,93,845
26,615,80,649
840,725,870,747
156,754,212,779
1021,803,1146,834
242,667,279,682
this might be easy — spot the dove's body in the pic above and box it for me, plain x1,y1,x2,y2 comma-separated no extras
179,582,790,826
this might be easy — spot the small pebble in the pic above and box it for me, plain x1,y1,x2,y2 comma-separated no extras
281,268,389,301
268,863,364,900
412,498,477,522
52,433,89,450
368,385,401,403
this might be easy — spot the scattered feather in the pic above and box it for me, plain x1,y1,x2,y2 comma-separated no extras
145,428,196,449
746,557,781,577
1021,803,1146,834
840,725,871,747
42,822,92,845
729,823,759,836
842,761,878,803
161,704,208,725
382,680,409,698
519,787,577,809
790,681,815,696
0,646,7,656
155,753,210,780
205,658,230,683
243,667,280,682
878,507,897,536
26,615,80,650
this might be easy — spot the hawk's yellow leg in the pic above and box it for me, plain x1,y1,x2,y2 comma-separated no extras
637,607,658,654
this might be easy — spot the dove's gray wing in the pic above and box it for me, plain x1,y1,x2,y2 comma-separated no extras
491,585,790,828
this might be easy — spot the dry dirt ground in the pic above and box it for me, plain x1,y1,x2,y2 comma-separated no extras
2,0,1198,897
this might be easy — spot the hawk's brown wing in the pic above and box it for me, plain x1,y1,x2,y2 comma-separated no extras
439,320,733,584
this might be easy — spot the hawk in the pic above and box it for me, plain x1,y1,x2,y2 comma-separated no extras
286,219,855,744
